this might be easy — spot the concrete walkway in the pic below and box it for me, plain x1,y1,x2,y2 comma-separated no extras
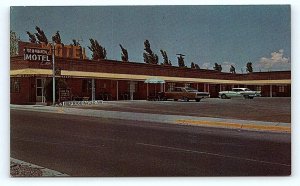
11,158,69,177
10,104,291,133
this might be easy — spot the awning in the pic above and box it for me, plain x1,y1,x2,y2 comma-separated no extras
10,68,52,76
10,68,291,85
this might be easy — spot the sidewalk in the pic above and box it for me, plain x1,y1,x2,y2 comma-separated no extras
10,158,68,177
10,104,291,133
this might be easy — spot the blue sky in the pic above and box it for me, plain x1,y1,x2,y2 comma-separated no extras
10,5,291,72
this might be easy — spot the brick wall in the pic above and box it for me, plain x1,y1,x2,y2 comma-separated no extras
11,56,291,81
10,77,33,104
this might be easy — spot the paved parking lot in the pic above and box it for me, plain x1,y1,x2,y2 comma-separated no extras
77,97,291,123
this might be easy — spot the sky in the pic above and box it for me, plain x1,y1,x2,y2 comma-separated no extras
10,5,291,73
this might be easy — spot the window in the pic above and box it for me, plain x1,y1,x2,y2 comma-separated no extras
82,79,87,93
10,78,20,93
36,78,45,88
221,85,226,91
256,86,262,91
174,87,182,92
278,86,285,93
184,83,190,88
36,78,45,98
82,79,92,94
168,83,175,92
185,87,198,92
127,81,137,93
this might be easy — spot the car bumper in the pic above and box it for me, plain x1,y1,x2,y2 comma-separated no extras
196,94,210,99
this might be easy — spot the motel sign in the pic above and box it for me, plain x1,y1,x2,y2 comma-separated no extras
24,47,52,63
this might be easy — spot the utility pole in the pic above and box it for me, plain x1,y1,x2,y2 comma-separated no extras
52,38,56,106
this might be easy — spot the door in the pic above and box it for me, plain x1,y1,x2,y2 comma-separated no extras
129,81,137,100
36,78,46,103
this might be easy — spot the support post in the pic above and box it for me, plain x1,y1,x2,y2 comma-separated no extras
270,85,273,97
116,80,119,101
147,83,149,99
92,78,95,101
129,81,134,101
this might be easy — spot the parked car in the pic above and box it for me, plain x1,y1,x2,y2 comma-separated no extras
164,87,210,102
219,88,261,99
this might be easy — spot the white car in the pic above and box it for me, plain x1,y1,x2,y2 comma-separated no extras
219,88,261,99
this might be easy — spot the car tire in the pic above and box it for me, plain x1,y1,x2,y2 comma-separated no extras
183,97,189,102
174,99,178,101
221,94,227,99
195,98,201,102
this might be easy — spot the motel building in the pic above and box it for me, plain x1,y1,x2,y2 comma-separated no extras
10,41,291,105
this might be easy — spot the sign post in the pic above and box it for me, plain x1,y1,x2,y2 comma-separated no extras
52,41,56,106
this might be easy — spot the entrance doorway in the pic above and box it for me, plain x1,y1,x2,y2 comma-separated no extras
128,81,137,100
36,78,46,103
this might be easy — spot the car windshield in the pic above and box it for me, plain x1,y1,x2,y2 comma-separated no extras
233,88,251,92
185,87,198,92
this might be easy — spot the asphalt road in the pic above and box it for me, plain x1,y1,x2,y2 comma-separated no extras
77,97,291,123
11,109,291,176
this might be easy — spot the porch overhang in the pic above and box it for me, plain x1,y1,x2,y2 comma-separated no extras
10,68,291,85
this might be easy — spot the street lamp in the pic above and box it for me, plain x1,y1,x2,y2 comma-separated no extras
52,38,56,106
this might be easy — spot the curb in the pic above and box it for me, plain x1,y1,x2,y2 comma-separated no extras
10,158,69,177
176,119,291,133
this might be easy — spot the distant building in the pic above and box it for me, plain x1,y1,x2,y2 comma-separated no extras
10,31,19,57
10,41,291,105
